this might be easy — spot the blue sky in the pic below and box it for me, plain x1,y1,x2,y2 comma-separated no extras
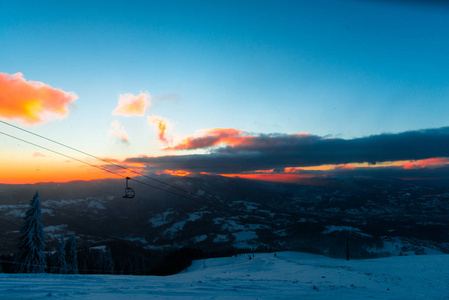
1,0,449,183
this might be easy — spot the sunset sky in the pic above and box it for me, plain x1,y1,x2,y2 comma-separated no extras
1,0,449,184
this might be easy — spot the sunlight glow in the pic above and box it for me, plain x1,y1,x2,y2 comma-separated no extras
157,169,192,177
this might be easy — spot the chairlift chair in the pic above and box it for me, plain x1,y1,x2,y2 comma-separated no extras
123,177,135,199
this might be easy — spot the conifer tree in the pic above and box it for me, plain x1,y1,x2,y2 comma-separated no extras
56,234,68,274
66,234,78,274
15,191,47,273
104,248,114,274
97,248,114,274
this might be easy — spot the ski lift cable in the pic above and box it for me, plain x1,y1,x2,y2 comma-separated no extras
0,120,200,198
0,130,209,203
0,131,125,177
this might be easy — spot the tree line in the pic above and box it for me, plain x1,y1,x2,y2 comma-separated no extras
0,191,205,275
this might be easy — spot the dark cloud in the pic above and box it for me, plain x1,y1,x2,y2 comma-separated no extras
126,127,449,174
127,153,266,173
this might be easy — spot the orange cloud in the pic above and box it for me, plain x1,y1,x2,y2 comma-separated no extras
112,92,150,116
157,169,191,177
402,157,449,169
0,72,78,125
148,115,172,143
108,120,129,143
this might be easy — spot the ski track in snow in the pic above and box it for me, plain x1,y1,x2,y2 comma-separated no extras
1,252,448,299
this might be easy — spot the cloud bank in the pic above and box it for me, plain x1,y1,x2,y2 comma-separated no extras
112,92,150,117
125,127,449,175
0,72,78,125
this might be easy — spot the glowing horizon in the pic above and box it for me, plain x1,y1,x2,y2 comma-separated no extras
2,152,448,184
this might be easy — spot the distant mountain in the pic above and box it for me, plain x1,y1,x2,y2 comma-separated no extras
1,175,448,258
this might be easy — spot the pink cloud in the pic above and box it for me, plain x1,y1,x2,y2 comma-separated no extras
112,92,150,117
334,164,356,170
108,120,130,143
0,72,78,125
402,157,449,169
165,128,244,150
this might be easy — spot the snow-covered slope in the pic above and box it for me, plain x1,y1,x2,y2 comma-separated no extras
1,252,448,299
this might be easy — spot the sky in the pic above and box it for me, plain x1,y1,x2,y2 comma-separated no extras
1,0,449,184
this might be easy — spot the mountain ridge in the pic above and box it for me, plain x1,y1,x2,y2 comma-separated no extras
1,175,448,259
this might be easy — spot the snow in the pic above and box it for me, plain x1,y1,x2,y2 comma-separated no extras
42,198,102,208
323,225,362,234
45,225,67,232
187,212,204,222
213,234,229,243
232,231,258,242
37,198,108,215
259,209,276,217
90,245,107,252
86,202,106,210
44,225,71,241
162,220,187,238
233,241,259,249
0,204,27,212
1,252,448,299
219,219,246,231
191,234,208,243
213,217,225,225
40,208,54,216
147,210,175,227
5,209,25,217
124,237,148,245
369,236,444,256
144,244,177,250
232,231,259,249
231,201,259,211
245,223,270,230
274,229,288,237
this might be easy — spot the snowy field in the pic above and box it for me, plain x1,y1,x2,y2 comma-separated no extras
1,252,448,299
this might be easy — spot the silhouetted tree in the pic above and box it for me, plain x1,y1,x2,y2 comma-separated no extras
104,248,114,274
66,234,78,274
56,235,68,274
15,191,47,273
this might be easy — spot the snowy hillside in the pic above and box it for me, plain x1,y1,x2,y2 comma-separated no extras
1,252,448,299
